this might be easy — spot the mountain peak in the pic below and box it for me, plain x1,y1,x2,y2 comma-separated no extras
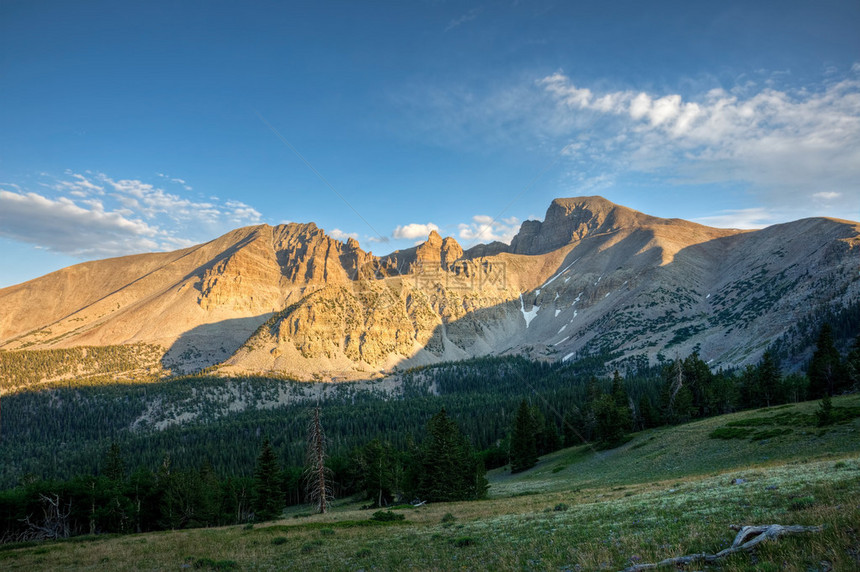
381,231,463,273
508,195,735,256
510,195,629,255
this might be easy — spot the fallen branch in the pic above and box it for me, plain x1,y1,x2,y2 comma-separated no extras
620,524,824,571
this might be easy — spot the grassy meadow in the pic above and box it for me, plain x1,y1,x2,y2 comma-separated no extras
2,395,859,571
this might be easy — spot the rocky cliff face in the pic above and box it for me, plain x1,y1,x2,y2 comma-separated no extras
2,196,859,383
378,230,466,275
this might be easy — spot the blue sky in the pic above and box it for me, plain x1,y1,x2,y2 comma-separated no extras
1,0,859,287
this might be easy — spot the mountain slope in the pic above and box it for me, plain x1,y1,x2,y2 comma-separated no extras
1,196,858,383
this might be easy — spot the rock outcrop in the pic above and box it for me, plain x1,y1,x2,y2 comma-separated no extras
379,231,465,274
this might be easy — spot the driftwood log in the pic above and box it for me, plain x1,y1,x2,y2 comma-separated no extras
621,524,824,571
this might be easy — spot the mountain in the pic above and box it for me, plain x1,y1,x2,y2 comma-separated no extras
2,196,859,386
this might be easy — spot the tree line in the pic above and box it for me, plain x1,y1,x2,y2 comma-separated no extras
0,407,487,542
1,324,858,542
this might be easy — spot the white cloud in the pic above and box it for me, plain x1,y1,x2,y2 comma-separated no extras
692,208,777,229
329,228,359,242
95,175,261,226
392,222,439,240
539,70,860,212
458,215,521,244
156,172,193,190
813,191,841,200
48,171,105,197
224,200,262,224
0,172,267,260
0,189,165,257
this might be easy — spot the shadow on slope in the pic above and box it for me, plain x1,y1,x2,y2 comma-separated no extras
162,314,271,374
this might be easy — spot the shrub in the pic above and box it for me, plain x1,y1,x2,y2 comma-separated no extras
300,540,324,553
370,510,405,522
709,427,753,440
816,396,834,427
452,536,476,547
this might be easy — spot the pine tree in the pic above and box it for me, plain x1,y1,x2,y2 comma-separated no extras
585,376,602,402
610,370,625,407
416,408,485,501
689,354,714,413
638,396,659,429
561,410,580,446
808,324,843,397
354,439,398,507
782,372,809,403
539,415,562,454
510,400,538,473
593,394,628,448
100,442,130,532
757,350,782,407
197,461,221,526
128,466,158,533
846,335,860,391
661,359,696,424
102,442,125,482
252,437,282,521
610,371,633,431
737,364,759,409
305,406,332,514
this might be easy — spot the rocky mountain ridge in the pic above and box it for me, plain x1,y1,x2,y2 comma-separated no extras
2,196,858,384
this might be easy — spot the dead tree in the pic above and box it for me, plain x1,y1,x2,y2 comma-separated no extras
305,406,333,514
621,523,825,571
20,493,72,541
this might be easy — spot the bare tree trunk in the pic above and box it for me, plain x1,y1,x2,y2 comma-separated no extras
305,406,333,514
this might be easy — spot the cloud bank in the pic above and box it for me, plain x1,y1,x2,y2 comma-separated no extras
539,70,860,217
0,172,263,258
458,215,520,244
398,66,860,224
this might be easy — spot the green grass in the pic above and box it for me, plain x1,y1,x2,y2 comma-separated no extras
488,395,860,496
1,395,859,571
